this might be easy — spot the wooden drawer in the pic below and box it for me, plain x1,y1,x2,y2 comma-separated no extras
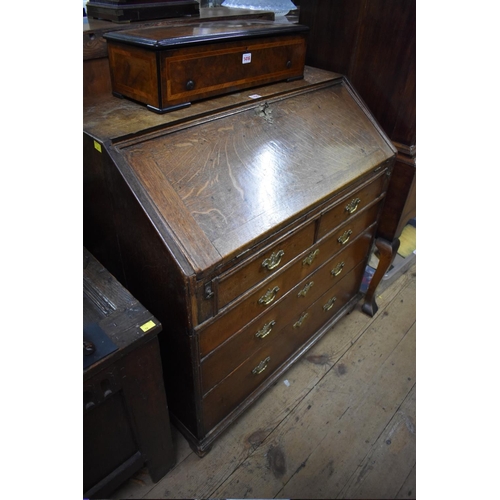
200,227,374,393
217,222,315,309
198,208,378,357
317,171,387,240
201,261,366,431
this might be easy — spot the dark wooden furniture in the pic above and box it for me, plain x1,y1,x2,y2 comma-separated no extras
299,0,416,315
84,7,276,99
83,65,396,455
86,0,200,23
83,248,175,498
104,20,308,112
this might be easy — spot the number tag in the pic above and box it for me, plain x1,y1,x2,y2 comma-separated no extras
242,53,252,64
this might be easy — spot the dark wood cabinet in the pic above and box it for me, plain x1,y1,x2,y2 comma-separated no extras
83,248,175,497
299,0,416,314
83,64,396,455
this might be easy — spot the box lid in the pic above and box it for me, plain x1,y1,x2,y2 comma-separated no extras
103,20,309,49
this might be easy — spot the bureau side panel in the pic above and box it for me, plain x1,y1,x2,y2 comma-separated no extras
83,136,201,437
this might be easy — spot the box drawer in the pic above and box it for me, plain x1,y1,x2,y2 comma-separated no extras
200,227,374,393
201,261,366,431
317,171,387,240
217,222,315,309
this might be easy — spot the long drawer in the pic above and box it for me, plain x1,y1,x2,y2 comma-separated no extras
201,261,366,431
198,201,381,357
200,226,374,394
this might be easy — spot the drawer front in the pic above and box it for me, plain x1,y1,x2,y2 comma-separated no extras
201,261,366,431
198,211,378,357
200,228,374,393
162,35,306,105
218,222,315,309
317,171,387,240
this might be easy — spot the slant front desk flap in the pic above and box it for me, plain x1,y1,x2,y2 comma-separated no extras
104,20,308,112
83,72,396,455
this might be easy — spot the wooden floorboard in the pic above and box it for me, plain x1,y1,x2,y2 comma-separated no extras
111,261,416,500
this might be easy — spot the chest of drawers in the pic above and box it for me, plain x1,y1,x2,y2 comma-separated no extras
83,67,396,455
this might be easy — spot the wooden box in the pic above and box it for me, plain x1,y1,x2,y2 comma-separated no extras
86,0,200,23
104,20,308,112
84,68,396,455
83,248,175,497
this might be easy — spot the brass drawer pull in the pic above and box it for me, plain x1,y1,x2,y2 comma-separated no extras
298,281,314,297
262,250,285,270
303,248,319,266
323,296,337,311
345,198,361,214
337,229,353,245
294,312,309,328
252,356,271,375
331,262,345,277
258,286,280,305
255,320,276,339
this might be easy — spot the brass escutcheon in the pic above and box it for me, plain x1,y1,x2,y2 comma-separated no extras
331,262,345,277
258,286,280,305
262,250,285,270
323,296,337,311
294,312,309,328
338,229,353,245
345,198,361,214
303,248,320,266
298,281,314,297
255,320,276,339
252,356,271,375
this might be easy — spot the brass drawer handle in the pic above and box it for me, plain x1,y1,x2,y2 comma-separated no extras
252,356,271,375
262,250,285,270
298,281,314,297
338,229,353,245
303,248,319,266
258,286,280,306
294,312,309,328
345,198,361,214
323,296,337,311
255,320,276,339
331,262,345,277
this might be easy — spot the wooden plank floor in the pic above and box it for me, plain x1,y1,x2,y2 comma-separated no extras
111,261,416,500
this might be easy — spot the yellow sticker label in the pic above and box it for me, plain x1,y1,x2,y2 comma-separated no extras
94,140,102,153
140,320,156,332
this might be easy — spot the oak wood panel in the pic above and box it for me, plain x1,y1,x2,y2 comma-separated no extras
198,217,377,357
200,230,374,393
118,83,394,268
202,262,366,431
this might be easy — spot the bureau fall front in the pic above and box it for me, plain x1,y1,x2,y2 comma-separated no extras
83,67,396,455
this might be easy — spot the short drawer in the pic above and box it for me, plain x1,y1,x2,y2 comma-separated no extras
217,222,315,309
200,228,374,393
317,171,387,240
201,261,366,431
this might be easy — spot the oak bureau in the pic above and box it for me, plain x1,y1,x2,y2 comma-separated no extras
83,66,396,455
